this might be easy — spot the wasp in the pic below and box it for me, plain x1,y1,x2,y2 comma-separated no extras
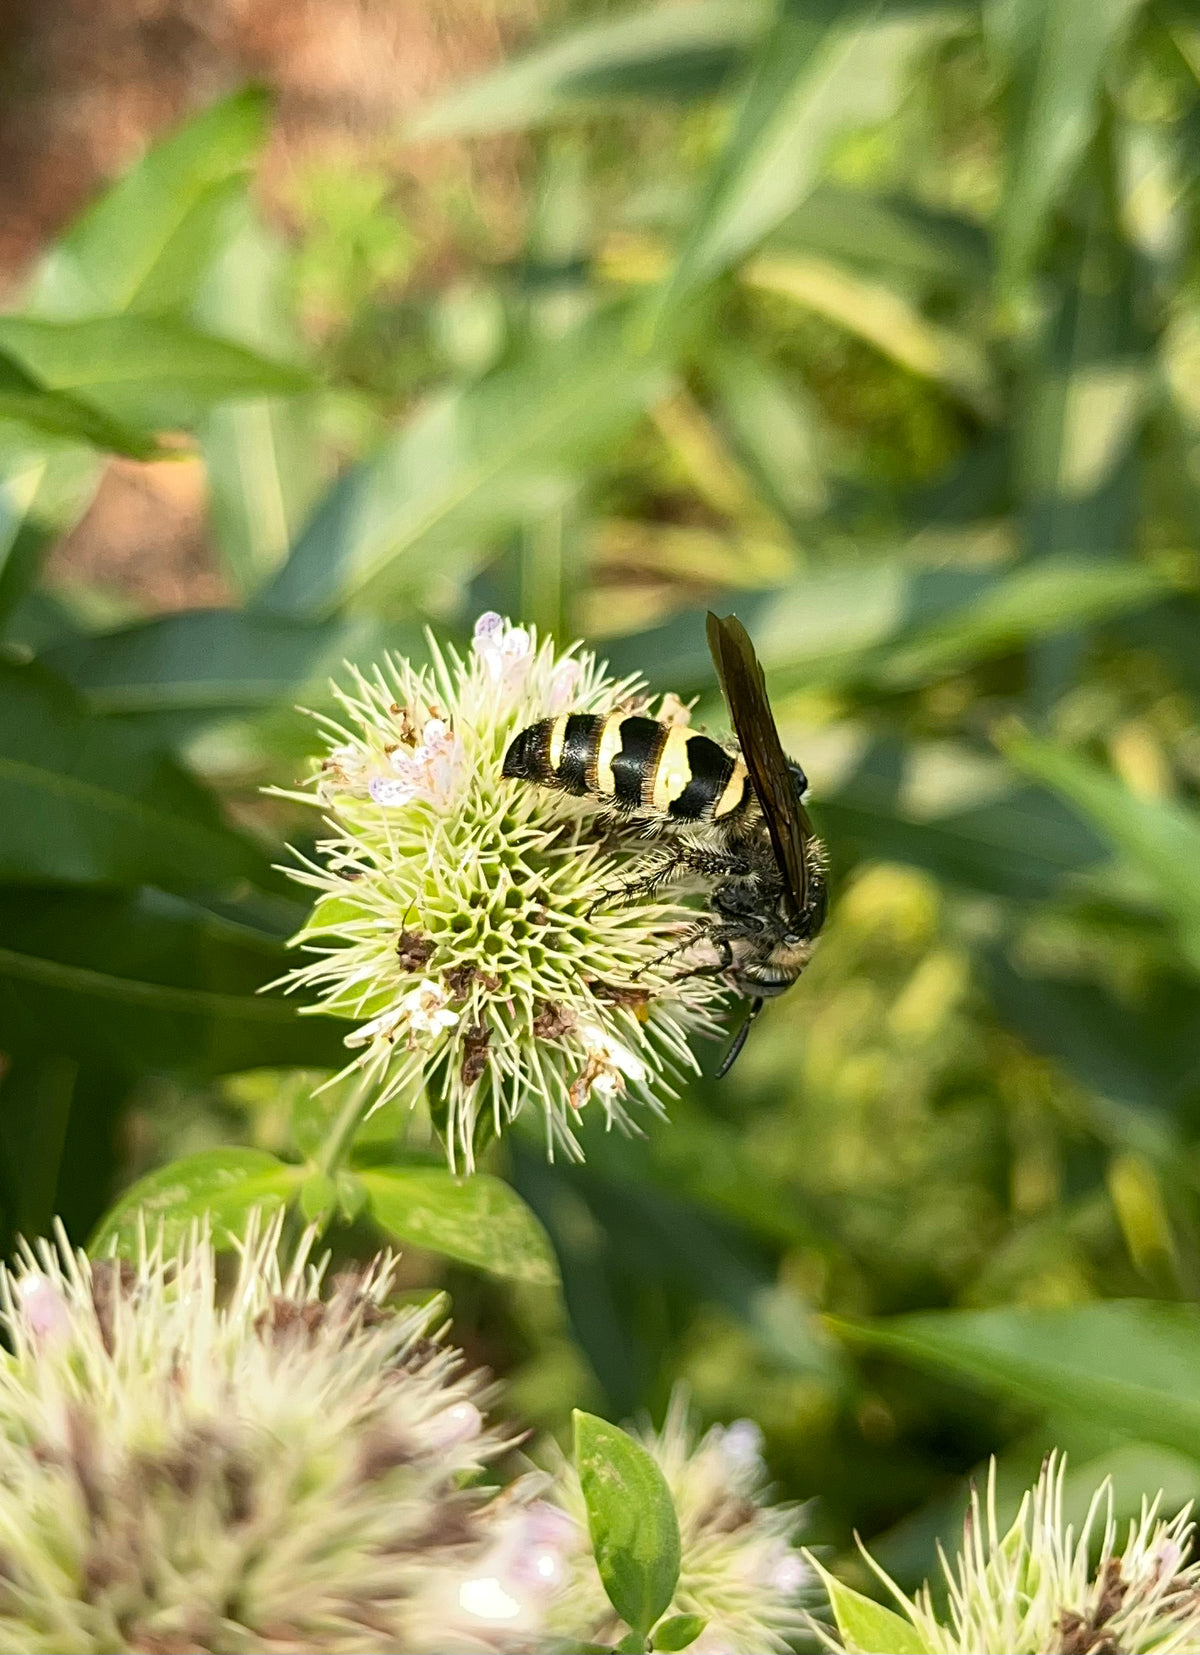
502,612,827,1073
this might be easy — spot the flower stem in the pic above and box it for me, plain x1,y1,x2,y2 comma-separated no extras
315,1073,374,1177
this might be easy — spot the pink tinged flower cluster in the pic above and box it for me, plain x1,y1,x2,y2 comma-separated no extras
279,612,729,1169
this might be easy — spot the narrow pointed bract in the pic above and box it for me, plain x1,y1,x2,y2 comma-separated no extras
279,614,727,1169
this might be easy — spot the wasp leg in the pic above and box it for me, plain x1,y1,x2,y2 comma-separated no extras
631,922,720,981
604,847,755,909
586,850,681,916
634,922,752,983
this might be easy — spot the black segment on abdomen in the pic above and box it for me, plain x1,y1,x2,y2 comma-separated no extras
610,717,664,808
502,721,548,781
557,714,600,794
669,733,737,820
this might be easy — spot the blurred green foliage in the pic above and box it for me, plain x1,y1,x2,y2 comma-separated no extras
3,0,1200,1605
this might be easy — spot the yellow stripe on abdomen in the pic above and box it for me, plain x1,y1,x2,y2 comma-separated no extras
547,714,569,773
713,761,748,818
651,725,693,812
595,714,625,796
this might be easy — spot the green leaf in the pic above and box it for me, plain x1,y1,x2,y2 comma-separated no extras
617,1635,648,1654
741,252,996,416
809,1562,928,1654
1001,730,1200,969
992,0,1147,288
90,1147,302,1257
0,316,312,432
823,741,1108,902
657,0,959,313
0,1059,128,1251
361,1167,560,1285
336,1170,368,1223
870,555,1166,687
767,182,990,288
1013,167,1146,568
0,887,346,1075
259,306,669,621
653,1613,709,1651
707,346,828,522
408,0,764,137
0,660,267,892
670,554,1166,694
0,350,160,458
299,1170,338,1224
0,446,101,626
194,203,325,596
40,608,410,724
573,1409,681,1638
24,87,270,318
836,1301,1200,1459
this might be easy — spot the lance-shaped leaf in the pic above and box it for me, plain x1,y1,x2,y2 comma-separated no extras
0,315,312,432
0,886,346,1074
24,87,270,318
808,1560,930,1654
41,607,414,729
0,660,270,892
991,0,1148,289
1002,728,1200,971
409,0,765,137
259,305,670,622
836,1301,1200,1459
656,0,961,314
0,350,160,458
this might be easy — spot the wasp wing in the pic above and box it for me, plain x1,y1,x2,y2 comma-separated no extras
706,611,812,920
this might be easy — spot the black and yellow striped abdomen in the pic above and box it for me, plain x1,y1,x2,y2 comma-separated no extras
503,713,750,822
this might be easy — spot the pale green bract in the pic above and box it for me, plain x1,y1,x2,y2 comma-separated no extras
278,613,727,1170
814,1454,1200,1655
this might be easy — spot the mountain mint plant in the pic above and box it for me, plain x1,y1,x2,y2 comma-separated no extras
0,1213,569,1655
813,1454,1200,1655
280,614,726,1169
551,1390,808,1653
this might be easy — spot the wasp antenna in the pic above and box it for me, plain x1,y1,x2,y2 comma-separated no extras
715,996,763,1078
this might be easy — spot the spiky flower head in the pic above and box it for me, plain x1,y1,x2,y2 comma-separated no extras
548,1390,808,1653
0,1213,572,1655
280,614,726,1169
816,1453,1200,1655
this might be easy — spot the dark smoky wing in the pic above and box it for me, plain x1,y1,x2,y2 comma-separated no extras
706,611,811,919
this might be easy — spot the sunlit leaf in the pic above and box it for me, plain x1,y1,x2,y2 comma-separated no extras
361,1167,561,1285
196,203,323,595
574,1409,681,1637
742,252,997,415
768,182,990,287
260,306,669,621
838,1301,1200,1459
657,0,961,312
408,0,765,137
0,350,160,458
809,1561,929,1654
90,1148,301,1257
1002,730,1200,970
0,315,312,431
992,0,1148,287
24,87,270,318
